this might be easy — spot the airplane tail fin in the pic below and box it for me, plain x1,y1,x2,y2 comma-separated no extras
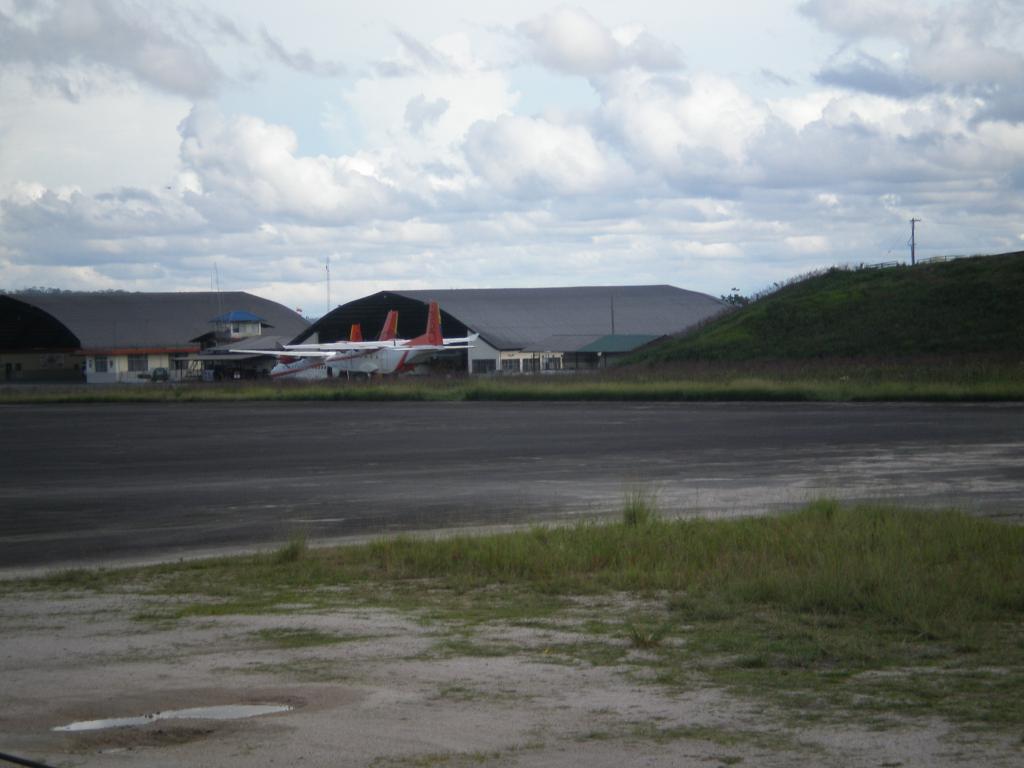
425,301,442,345
379,310,399,341
349,324,363,342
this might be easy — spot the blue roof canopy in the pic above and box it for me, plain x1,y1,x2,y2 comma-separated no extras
210,310,266,323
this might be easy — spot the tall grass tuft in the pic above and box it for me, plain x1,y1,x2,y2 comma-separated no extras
272,533,308,564
622,488,659,527
626,620,670,649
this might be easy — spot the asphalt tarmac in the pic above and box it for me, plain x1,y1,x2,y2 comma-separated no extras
1,401,1022,570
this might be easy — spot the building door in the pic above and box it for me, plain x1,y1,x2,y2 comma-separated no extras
4,363,11,381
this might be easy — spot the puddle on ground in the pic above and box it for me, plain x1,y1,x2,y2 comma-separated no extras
53,704,292,732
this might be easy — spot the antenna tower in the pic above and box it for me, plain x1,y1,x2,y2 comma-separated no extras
325,257,331,314
909,218,921,265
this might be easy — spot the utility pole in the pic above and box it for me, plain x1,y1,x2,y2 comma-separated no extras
325,256,331,314
910,218,921,265
214,262,223,320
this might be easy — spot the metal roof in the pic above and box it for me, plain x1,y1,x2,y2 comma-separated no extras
205,334,293,353
390,285,724,349
522,334,603,353
4,292,308,351
576,334,663,354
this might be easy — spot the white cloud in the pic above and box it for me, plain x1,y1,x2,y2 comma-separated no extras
404,94,450,134
784,234,829,254
343,31,519,161
598,70,767,173
518,7,620,76
0,69,188,194
0,0,223,98
676,241,744,258
359,219,451,244
464,114,627,196
801,0,1024,122
259,27,346,77
798,0,929,42
517,6,682,77
177,105,401,224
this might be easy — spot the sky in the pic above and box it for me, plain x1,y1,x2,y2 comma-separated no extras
1,0,1022,314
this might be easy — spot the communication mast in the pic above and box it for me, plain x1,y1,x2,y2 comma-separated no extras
909,218,921,265
325,256,331,314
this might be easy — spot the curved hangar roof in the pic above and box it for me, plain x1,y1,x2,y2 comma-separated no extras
302,286,724,350
0,292,308,352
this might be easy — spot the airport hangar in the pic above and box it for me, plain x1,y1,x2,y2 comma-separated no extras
0,291,308,383
299,285,725,374
0,285,723,382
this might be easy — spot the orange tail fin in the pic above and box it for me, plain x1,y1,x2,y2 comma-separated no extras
425,301,442,345
379,310,399,341
349,323,363,342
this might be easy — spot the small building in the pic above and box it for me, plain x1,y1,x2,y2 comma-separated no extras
191,332,300,381
0,292,307,383
297,285,723,374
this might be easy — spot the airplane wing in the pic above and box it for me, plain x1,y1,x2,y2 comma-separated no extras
230,348,334,358
284,334,477,350
442,333,479,345
285,340,408,351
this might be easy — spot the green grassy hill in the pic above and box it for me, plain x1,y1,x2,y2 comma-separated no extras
632,251,1024,363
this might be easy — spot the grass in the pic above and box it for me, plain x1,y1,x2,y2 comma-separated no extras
627,252,1024,364
430,636,518,659
621,488,659,527
625,619,670,649
272,533,309,564
252,627,365,648
233,658,350,682
12,500,1024,730
622,722,808,752
3,353,1024,403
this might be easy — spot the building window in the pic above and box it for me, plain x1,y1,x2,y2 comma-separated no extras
127,354,148,373
472,359,496,374
501,358,521,373
94,356,109,373
522,357,539,373
545,357,562,371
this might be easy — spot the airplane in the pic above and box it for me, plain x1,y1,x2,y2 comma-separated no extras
244,319,373,380
233,303,476,379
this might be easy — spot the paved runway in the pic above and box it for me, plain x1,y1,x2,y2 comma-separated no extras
1,401,1022,570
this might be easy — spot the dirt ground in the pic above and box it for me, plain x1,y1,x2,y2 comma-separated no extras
1,590,1020,768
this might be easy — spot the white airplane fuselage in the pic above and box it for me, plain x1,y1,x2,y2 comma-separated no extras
325,344,436,376
269,345,436,379
268,357,330,380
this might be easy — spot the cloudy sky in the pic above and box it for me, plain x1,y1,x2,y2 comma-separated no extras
1,0,1022,313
